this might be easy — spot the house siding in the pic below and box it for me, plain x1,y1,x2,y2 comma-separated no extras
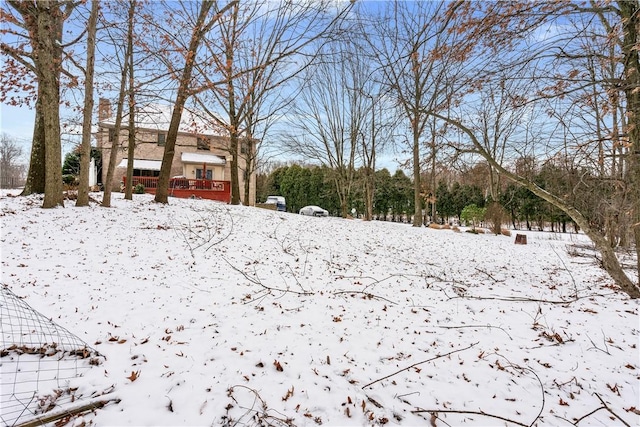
97,119,256,205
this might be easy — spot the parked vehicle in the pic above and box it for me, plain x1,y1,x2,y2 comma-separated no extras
299,205,329,217
265,195,286,212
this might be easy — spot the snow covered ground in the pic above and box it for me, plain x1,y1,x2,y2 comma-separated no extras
1,191,638,426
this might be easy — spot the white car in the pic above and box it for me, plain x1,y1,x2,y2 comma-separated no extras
299,205,329,217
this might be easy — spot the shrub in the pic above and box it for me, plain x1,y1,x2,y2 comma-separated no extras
460,204,486,229
62,174,77,186
134,183,145,194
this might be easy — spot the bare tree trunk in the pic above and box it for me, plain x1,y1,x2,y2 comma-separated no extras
21,97,46,196
242,136,254,206
36,2,64,208
124,0,136,201
5,1,72,202
412,130,422,227
155,0,235,203
102,29,131,207
617,0,640,281
77,0,100,207
227,71,240,205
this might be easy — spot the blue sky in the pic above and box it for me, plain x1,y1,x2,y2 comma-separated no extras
1,104,33,140
1,104,35,162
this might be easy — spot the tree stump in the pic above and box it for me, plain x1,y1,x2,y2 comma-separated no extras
514,234,527,245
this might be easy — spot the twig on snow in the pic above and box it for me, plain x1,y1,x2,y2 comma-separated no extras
413,408,529,427
569,393,631,426
332,290,397,305
434,324,513,340
224,258,314,299
224,385,295,427
474,267,504,283
362,342,478,389
412,361,544,427
586,330,611,355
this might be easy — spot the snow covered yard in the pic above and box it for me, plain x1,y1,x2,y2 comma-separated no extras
1,191,638,426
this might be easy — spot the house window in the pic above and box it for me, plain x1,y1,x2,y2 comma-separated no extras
196,169,213,180
197,137,210,151
240,140,249,154
108,128,116,143
158,133,166,146
134,169,160,177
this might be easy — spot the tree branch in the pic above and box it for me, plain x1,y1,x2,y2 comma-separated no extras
362,342,478,389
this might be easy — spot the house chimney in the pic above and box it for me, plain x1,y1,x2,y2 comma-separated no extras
98,98,112,121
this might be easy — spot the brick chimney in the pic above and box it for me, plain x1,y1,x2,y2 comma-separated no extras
98,98,112,121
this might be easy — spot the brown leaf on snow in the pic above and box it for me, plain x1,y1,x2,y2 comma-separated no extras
127,370,140,382
430,412,438,427
625,406,640,415
559,398,569,406
274,360,283,372
282,386,294,401
607,383,621,395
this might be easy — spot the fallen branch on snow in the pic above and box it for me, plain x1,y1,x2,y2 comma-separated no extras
17,397,121,427
412,408,529,427
362,342,479,389
569,393,632,426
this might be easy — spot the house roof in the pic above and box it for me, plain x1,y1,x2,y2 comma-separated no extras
100,103,226,137
117,159,162,170
181,152,226,165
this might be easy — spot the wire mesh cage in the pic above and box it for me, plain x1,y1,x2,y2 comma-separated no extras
1,286,106,426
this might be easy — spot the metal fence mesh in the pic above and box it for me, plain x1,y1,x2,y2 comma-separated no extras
1,286,106,426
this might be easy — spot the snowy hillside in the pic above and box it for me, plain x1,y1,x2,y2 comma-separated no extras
1,191,638,426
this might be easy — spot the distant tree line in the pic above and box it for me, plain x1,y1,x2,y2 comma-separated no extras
257,159,594,235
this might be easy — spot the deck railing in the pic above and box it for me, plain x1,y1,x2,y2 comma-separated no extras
122,176,231,203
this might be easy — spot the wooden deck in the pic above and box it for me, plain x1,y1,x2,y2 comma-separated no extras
123,176,231,203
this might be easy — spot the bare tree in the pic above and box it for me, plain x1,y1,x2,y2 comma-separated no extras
284,39,376,217
153,0,237,204
76,0,100,207
123,0,136,201
101,0,135,208
365,1,473,227
0,133,24,188
359,89,395,221
194,0,353,205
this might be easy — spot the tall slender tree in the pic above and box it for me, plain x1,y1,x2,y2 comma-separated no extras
77,0,100,207
154,0,237,204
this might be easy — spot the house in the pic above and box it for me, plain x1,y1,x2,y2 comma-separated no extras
96,98,256,205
